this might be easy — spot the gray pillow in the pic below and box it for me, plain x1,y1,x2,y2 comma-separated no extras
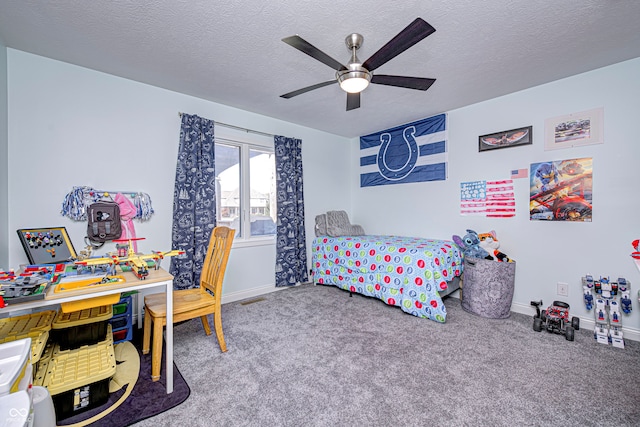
326,210,365,237
315,214,327,237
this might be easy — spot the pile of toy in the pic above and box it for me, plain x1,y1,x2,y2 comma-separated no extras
582,275,632,348
452,229,513,262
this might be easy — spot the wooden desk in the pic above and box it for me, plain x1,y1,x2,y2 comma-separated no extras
2,268,175,393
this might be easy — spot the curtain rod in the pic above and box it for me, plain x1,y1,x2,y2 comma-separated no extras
178,112,274,138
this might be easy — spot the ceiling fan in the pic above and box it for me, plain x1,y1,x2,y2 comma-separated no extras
280,17,437,111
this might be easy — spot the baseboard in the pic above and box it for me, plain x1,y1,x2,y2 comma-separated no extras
510,301,640,343
221,283,284,305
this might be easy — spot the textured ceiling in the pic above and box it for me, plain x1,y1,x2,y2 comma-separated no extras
1,1,639,138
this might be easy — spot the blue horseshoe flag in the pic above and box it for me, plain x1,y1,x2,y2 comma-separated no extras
360,113,447,187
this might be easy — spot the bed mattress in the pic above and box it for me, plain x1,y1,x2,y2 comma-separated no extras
312,235,463,322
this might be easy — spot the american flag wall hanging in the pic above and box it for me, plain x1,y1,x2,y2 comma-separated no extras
460,179,516,217
359,113,447,187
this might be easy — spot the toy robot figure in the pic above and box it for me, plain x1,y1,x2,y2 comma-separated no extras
610,301,621,324
583,286,593,310
596,299,607,322
621,293,632,314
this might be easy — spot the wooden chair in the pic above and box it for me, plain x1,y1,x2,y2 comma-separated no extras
142,226,235,381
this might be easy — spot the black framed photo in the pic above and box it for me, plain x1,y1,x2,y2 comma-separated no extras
479,126,533,152
17,227,77,264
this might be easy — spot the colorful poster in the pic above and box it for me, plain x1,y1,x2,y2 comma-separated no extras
529,157,592,221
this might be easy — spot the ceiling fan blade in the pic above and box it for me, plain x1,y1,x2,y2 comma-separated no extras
346,92,360,111
282,35,348,71
280,80,337,99
362,18,436,72
371,75,436,91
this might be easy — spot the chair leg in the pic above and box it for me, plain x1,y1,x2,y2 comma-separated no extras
200,315,212,336
213,309,227,353
142,307,151,355
151,317,164,381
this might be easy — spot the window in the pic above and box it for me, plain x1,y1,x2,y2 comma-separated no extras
215,131,276,241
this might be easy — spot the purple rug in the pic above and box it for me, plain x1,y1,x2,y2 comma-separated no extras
57,336,190,427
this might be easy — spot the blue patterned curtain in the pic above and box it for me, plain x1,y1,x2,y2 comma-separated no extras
274,135,308,287
170,114,216,289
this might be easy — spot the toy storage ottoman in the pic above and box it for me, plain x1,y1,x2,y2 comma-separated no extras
461,257,516,319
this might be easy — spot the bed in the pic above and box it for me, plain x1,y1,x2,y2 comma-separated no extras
312,234,463,323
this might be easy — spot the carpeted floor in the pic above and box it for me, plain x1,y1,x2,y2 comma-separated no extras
131,283,640,426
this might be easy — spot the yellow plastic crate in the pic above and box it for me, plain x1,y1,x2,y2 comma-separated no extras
51,305,113,350
0,310,55,364
34,325,115,396
36,339,55,373
52,305,112,329
55,275,124,313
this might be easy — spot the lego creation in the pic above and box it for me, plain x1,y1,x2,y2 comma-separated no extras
16,227,77,264
74,238,184,280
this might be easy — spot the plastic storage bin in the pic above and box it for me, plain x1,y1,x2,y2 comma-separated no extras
34,325,115,421
461,257,516,319
0,338,32,396
110,295,133,344
54,275,124,313
51,305,112,350
0,310,56,364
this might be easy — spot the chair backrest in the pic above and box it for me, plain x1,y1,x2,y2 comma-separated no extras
200,226,235,299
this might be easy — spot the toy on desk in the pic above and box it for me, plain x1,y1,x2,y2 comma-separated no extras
0,269,16,281
74,256,118,276
74,237,184,280
0,269,52,305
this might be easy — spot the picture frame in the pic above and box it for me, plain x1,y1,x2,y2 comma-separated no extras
17,226,77,264
479,126,532,152
544,107,603,151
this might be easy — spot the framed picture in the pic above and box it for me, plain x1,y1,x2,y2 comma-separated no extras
479,126,532,152
17,227,77,264
544,107,603,151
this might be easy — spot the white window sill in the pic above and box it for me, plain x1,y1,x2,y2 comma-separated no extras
231,236,276,249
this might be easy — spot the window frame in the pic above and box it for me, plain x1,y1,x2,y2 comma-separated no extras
215,128,276,248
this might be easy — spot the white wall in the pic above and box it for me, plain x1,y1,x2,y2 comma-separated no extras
7,49,640,339
351,58,640,339
6,49,352,302
0,43,8,268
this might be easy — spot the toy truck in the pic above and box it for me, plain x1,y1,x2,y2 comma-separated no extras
531,300,580,341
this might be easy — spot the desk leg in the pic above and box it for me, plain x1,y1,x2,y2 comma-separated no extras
166,280,174,393
136,292,144,329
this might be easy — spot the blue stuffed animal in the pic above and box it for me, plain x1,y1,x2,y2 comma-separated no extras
452,229,492,259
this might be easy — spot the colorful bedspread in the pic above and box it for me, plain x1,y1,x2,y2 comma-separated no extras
312,235,463,322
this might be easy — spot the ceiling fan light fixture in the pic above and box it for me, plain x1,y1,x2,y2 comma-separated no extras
337,69,371,93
